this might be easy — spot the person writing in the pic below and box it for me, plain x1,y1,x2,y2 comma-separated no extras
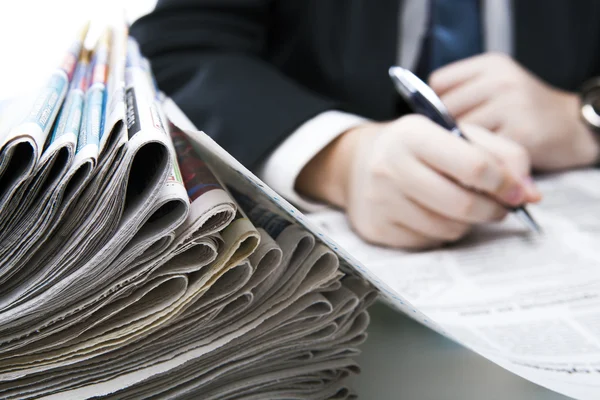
131,0,600,249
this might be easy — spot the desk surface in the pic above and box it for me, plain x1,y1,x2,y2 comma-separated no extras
350,302,571,400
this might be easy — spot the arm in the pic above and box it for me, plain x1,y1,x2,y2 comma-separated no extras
130,0,340,169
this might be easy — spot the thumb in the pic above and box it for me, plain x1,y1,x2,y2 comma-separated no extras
460,123,542,203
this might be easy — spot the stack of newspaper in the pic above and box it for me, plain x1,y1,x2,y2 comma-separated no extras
0,24,376,399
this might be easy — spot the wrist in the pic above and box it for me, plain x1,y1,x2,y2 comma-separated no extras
295,122,376,208
569,92,600,167
575,123,600,167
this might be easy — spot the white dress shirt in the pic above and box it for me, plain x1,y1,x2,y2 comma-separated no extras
257,0,513,211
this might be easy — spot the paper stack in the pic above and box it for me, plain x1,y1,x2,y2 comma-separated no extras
0,24,376,400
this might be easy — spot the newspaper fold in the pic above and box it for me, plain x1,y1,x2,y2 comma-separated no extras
0,53,373,399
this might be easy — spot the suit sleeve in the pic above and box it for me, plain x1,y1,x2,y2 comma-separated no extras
130,0,340,169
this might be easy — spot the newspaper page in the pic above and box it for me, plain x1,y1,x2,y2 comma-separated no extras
308,168,600,400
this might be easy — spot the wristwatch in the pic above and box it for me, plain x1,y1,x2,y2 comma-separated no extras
580,77,600,132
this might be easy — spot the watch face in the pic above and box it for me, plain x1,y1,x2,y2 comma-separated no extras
582,81,600,129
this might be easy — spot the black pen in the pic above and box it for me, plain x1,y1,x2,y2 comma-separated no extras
388,66,541,233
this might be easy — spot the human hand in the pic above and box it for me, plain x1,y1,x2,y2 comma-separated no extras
296,115,541,249
429,53,600,171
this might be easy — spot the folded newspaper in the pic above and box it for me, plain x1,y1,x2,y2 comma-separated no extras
0,25,375,400
0,23,599,400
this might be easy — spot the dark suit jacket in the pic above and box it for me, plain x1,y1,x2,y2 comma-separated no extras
131,0,600,169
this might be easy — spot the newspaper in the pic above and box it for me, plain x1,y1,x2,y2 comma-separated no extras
0,110,374,400
0,30,375,400
307,169,600,400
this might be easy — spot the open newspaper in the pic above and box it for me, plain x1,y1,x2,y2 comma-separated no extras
2,22,600,400
308,169,600,400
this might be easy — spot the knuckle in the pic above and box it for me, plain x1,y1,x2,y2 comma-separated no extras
493,139,530,169
507,145,530,167
367,157,392,181
491,207,509,222
466,157,492,184
509,144,529,161
354,219,383,244
452,193,478,218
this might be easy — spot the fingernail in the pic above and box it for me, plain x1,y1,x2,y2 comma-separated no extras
504,185,524,205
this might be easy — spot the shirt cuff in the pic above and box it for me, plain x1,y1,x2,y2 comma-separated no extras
256,110,369,213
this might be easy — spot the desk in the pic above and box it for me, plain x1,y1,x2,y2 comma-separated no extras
350,302,571,400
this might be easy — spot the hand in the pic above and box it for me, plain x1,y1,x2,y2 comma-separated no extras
429,53,600,171
296,115,541,250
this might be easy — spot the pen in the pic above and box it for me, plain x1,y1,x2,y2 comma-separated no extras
388,66,541,233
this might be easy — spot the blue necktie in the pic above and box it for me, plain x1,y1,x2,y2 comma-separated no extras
421,0,483,77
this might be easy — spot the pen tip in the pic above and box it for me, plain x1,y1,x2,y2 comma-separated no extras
515,208,542,234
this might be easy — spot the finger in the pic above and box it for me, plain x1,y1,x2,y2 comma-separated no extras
439,77,494,118
458,101,503,132
461,124,542,202
461,124,529,175
353,216,443,250
402,123,527,205
387,194,474,242
392,155,508,223
429,54,491,95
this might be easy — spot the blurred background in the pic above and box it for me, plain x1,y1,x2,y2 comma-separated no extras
0,0,156,101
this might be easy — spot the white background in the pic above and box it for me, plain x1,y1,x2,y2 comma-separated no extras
0,0,156,101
